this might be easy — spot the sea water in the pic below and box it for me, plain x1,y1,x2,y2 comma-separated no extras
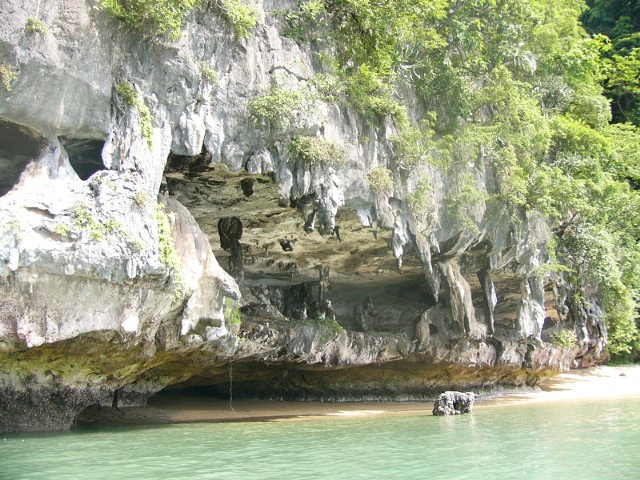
1,396,639,479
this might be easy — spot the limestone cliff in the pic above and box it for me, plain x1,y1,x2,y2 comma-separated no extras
0,0,605,432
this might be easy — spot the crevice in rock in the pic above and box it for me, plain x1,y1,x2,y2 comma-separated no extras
166,145,212,174
0,120,47,196
60,137,107,180
218,216,244,279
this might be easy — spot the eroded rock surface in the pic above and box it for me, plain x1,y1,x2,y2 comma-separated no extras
0,0,605,432
432,391,475,416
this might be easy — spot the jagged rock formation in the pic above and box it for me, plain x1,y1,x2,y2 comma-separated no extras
432,391,475,416
0,0,605,432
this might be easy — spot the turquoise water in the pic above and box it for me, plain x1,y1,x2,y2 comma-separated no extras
1,397,639,479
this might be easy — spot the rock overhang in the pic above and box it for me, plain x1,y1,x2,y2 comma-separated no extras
0,0,609,432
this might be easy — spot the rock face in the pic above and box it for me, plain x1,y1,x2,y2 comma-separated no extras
0,0,605,431
432,391,475,416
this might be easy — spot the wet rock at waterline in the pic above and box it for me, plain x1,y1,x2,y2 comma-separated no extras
432,392,476,416
0,0,606,432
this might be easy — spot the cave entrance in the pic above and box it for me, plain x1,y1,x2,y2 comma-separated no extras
166,146,212,174
60,137,107,180
0,120,47,197
159,146,433,344
146,362,322,406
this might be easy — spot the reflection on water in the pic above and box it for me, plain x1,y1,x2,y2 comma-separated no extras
1,397,639,480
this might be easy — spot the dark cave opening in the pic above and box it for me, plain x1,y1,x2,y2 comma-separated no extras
0,120,47,197
166,145,212,173
60,137,107,180
158,384,232,400
161,147,434,338
139,356,479,415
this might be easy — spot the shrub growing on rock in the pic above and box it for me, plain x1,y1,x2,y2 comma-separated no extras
100,0,202,40
367,167,394,195
288,136,346,167
24,17,48,34
116,82,153,148
249,86,305,130
0,64,18,92
215,0,259,39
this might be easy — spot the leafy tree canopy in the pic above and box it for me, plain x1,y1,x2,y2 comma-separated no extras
286,0,640,356
583,0,640,125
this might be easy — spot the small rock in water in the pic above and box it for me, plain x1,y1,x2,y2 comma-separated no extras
432,391,475,415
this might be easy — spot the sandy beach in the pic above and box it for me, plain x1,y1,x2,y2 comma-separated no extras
484,364,640,405
75,365,640,427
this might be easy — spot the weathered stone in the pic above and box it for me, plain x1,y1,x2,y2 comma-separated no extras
0,0,607,432
432,391,475,416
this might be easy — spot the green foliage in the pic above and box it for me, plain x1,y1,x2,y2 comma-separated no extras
100,0,202,40
200,62,218,83
155,205,177,267
103,218,123,235
53,223,71,237
390,116,440,170
567,89,613,129
115,82,138,106
551,329,578,348
155,204,186,299
477,66,552,159
72,206,105,241
133,191,149,207
444,171,488,233
548,178,640,356
602,279,639,355
116,82,153,148
285,0,443,122
550,115,610,160
224,297,242,331
70,207,125,242
583,0,640,39
583,0,640,125
216,0,259,39
342,64,409,125
25,17,48,34
102,0,259,41
292,316,344,340
406,179,433,220
288,136,346,167
283,0,325,42
0,64,17,92
248,85,305,130
603,123,640,183
308,73,344,102
367,167,394,195
3,218,22,241
525,164,576,222
138,103,154,148
280,0,640,354
604,48,640,125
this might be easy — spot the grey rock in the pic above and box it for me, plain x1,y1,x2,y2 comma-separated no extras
432,391,475,415
0,0,607,431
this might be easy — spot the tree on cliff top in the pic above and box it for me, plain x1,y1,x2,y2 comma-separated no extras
286,0,640,356
582,0,640,126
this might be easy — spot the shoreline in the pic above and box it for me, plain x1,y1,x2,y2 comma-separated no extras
75,365,640,428
480,364,640,406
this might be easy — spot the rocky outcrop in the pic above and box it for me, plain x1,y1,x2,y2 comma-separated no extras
0,0,605,431
432,391,475,416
